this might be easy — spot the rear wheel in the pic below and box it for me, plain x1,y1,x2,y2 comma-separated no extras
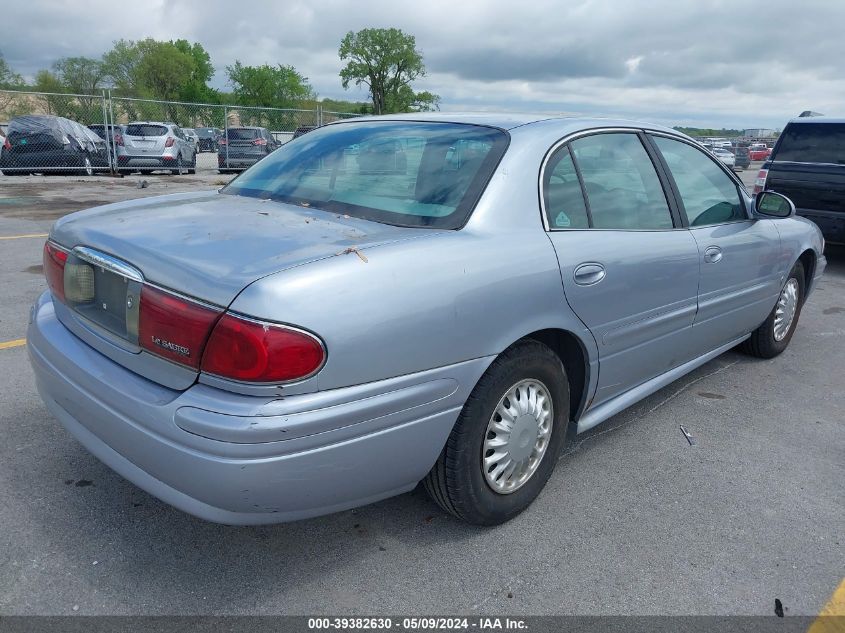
188,153,196,174
741,261,805,358
424,340,569,525
170,154,183,175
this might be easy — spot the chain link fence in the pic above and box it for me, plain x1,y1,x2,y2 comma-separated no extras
0,90,362,176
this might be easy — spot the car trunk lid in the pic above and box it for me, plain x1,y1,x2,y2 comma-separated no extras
48,190,430,388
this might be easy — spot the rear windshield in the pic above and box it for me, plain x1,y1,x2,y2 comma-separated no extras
222,121,509,229
125,124,167,137
226,128,260,140
775,123,845,164
195,128,216,137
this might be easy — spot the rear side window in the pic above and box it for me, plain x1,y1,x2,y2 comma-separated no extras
775,123,845,164
542,146,589,229
652,136,744,226
125,124,167,137
570,133,673,230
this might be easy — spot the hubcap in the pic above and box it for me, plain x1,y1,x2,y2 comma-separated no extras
774,278,799,341
482,379,553,495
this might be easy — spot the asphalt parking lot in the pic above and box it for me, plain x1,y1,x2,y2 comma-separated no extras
0,164,842,616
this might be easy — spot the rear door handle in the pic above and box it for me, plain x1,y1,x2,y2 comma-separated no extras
703,246,723,264
573,262,606,286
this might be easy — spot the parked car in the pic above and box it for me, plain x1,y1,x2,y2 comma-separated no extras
712,147,736,168
217,126,280,172
733,145,750,170
117,121,196,175
0,115,109,175
755,117,845,243
194,127,222,153
183,128,200,153
30,114,825,526
749,143,772,161
292,125,317,139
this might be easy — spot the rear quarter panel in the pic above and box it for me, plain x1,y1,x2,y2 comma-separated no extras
229,227,597,392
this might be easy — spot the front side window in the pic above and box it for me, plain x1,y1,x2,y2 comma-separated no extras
223,121,509,229
569,133,673,230
652,136,744,226
542,145,589,229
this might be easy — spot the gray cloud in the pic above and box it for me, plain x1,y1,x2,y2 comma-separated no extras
3,0,845,128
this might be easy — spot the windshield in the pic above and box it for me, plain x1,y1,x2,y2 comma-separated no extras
222,121,509,229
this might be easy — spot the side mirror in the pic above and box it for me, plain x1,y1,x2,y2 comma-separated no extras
755,191,795,218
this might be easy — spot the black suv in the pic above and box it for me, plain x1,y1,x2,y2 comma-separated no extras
217,126,281,173
756,118,845,243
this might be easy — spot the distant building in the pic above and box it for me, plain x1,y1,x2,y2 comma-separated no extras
743,128,778,138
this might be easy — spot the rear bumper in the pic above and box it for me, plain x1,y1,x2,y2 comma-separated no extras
219,153,266,169
798,209,845,244
28,292,485,524
118,155,177,169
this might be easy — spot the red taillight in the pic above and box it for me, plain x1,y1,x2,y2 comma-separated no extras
164,137,175,148
43,242,68,302
753,168,769,195
113,133,124,147
218,138,227,145
138,286,222,369
252,138,267,146
3,137,11,151
201,314,325,383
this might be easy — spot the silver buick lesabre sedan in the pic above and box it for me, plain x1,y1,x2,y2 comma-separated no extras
29,113,826,525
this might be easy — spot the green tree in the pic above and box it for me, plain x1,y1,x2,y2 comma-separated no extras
172,39,216,102
51,56,106,94
338,28,439,114
0,52,25,117
0,52,23,88
135,41,195,102
102,39,143,95
226,61,314,108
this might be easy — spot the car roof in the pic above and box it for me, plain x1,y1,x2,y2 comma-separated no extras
328,111,682,136
786,117,845,124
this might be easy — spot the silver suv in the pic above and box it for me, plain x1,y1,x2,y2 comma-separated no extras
118,122,196,175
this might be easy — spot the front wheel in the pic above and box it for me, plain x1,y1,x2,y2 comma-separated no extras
424,340,569,525
81,155,93,176
741,261,805,358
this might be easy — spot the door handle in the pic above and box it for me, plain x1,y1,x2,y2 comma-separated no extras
573,262,606,286
703,246,723,264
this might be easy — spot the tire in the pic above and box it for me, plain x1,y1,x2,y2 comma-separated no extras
741,261,805,359
423,340,569,525
188,153,196,174
170,155,183,175
81,155,93,177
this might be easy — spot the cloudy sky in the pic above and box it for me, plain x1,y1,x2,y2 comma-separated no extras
3,0,844,129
